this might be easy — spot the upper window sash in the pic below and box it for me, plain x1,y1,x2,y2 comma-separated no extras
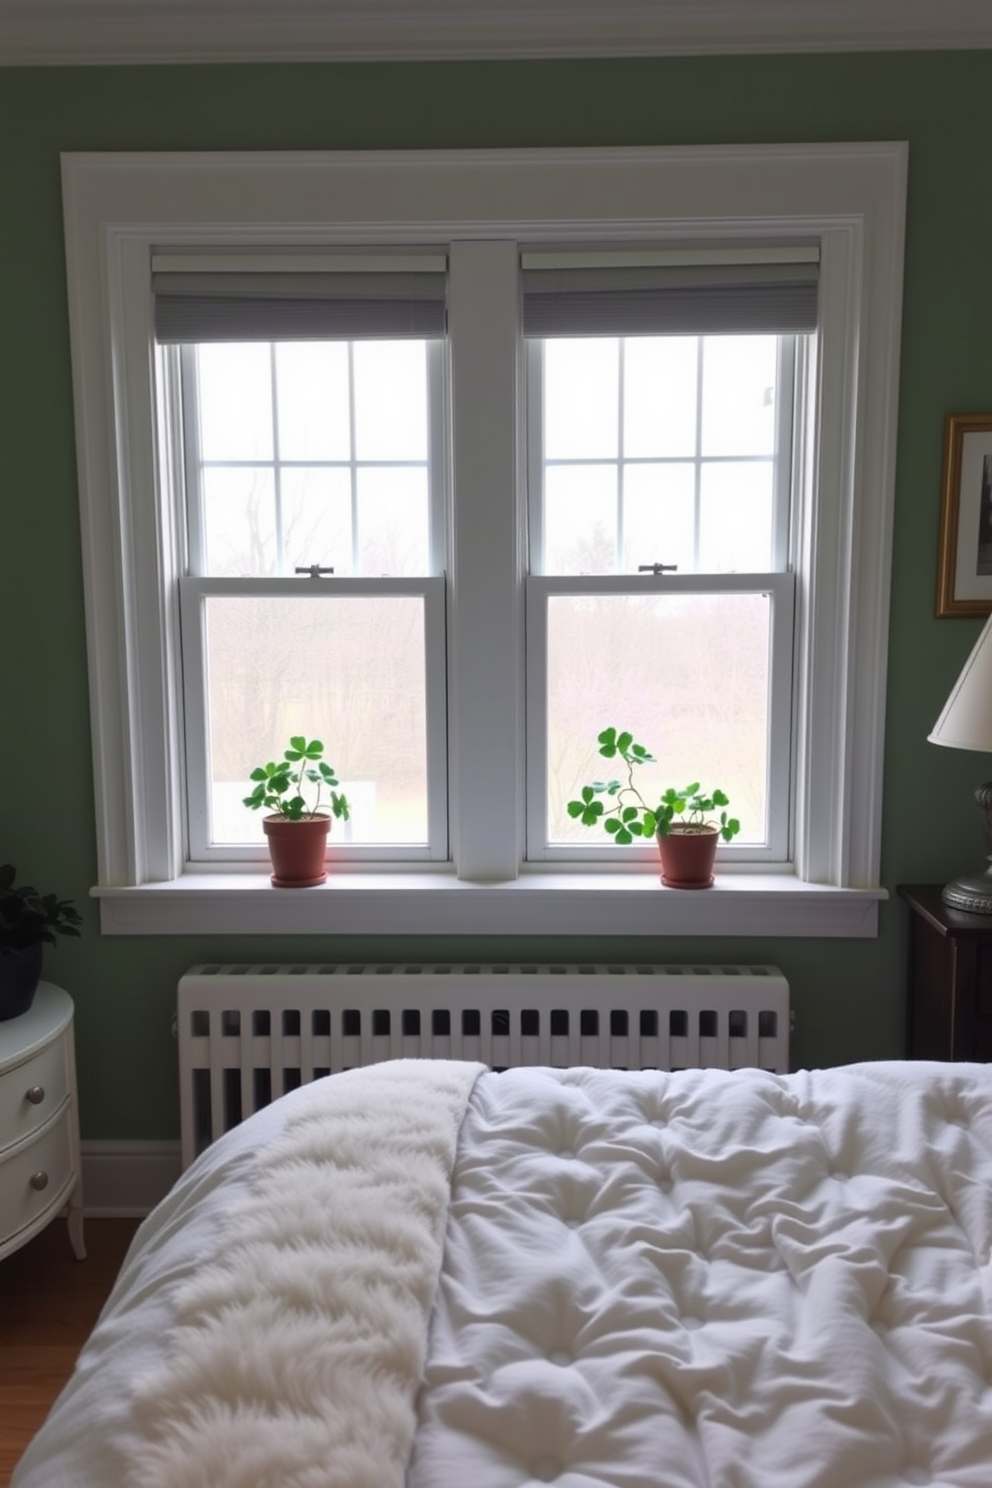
179,574,450,863
177,339,447,581
526,335,798,579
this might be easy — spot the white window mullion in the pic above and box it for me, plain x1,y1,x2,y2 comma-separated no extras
448,240,523,880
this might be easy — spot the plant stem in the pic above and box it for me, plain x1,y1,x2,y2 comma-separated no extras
294,756,313,819
610,758,649,820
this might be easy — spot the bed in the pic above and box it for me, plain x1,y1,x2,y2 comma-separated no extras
12,1057,992,1487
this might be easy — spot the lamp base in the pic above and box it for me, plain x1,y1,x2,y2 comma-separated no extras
941,785,992,913
942,862,992,915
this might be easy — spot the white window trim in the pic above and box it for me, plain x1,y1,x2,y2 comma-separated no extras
61,142,907,938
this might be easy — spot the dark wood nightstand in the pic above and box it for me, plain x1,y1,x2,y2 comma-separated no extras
898,884,992,1061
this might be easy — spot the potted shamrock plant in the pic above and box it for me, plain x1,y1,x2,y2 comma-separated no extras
243,736,350,887
0,864,82,1019
567,727,740,888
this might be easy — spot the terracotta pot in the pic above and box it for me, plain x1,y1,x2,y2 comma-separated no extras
0,940,44,1021
262,814,332,888
656,825,719,889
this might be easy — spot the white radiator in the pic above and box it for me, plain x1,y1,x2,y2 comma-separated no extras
177,962,790,1167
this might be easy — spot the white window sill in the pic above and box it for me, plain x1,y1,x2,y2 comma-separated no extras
93,871,886,938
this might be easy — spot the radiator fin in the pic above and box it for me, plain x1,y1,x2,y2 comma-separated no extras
177,963,790,1166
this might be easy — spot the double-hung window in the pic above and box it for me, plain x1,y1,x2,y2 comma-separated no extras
523,250,816,863
61,145,906,936
153,253,449,862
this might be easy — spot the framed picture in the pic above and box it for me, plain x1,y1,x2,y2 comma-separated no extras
936,413,992,617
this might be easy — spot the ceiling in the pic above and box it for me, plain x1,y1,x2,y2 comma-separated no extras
1,0,990,67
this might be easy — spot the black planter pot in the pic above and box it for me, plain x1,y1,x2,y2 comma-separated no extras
0,941,44,1021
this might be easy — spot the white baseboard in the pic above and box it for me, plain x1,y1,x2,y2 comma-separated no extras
81,1141,182,1216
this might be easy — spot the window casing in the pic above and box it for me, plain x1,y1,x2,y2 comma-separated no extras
61,145,906,936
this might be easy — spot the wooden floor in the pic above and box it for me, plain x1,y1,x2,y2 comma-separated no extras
0,1218,140,1486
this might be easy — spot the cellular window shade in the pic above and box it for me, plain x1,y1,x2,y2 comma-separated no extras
521,249,819,337
152,253,448,342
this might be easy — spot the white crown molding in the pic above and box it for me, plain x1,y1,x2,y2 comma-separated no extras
1,0,990,66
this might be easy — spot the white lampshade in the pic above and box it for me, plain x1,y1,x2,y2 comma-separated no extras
929,611,992,753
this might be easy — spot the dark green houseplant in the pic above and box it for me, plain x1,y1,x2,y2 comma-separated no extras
0,864,82,1020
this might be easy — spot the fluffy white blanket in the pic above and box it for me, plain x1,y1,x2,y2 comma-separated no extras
122,1059,483,1488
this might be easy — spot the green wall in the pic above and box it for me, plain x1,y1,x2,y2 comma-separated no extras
1,52,988,1140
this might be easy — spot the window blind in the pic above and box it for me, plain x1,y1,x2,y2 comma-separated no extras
521,247,819,337
152,252,448,342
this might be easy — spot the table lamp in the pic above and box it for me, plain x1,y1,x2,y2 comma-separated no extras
929,610,992,913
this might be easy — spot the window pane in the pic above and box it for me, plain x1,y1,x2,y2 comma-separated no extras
545,338,619,460
699,461,774,572
202,467,276,576
624,338,698,458
275,343,350,461
546,592,770,845
197,344,273,461
622,463,695,575
354,342,428,462
191,338,435,579
202,595,429,846
701,336,777,457
539,333,783,578
544,464,617,575
357,467,429,576
281,467,353,577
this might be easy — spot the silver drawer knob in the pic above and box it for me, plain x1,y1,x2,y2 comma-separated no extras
29,1171,49,1191
26,1086,45,1105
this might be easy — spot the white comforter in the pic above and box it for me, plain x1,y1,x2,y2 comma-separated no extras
14,1061,992,1487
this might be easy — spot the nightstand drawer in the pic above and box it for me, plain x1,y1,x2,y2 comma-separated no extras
0,1039,69,1155
0,1104,75,1244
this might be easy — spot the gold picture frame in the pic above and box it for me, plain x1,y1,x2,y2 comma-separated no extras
936,412,992,618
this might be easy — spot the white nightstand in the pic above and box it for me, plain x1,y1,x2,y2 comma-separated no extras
0,982,85,1262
